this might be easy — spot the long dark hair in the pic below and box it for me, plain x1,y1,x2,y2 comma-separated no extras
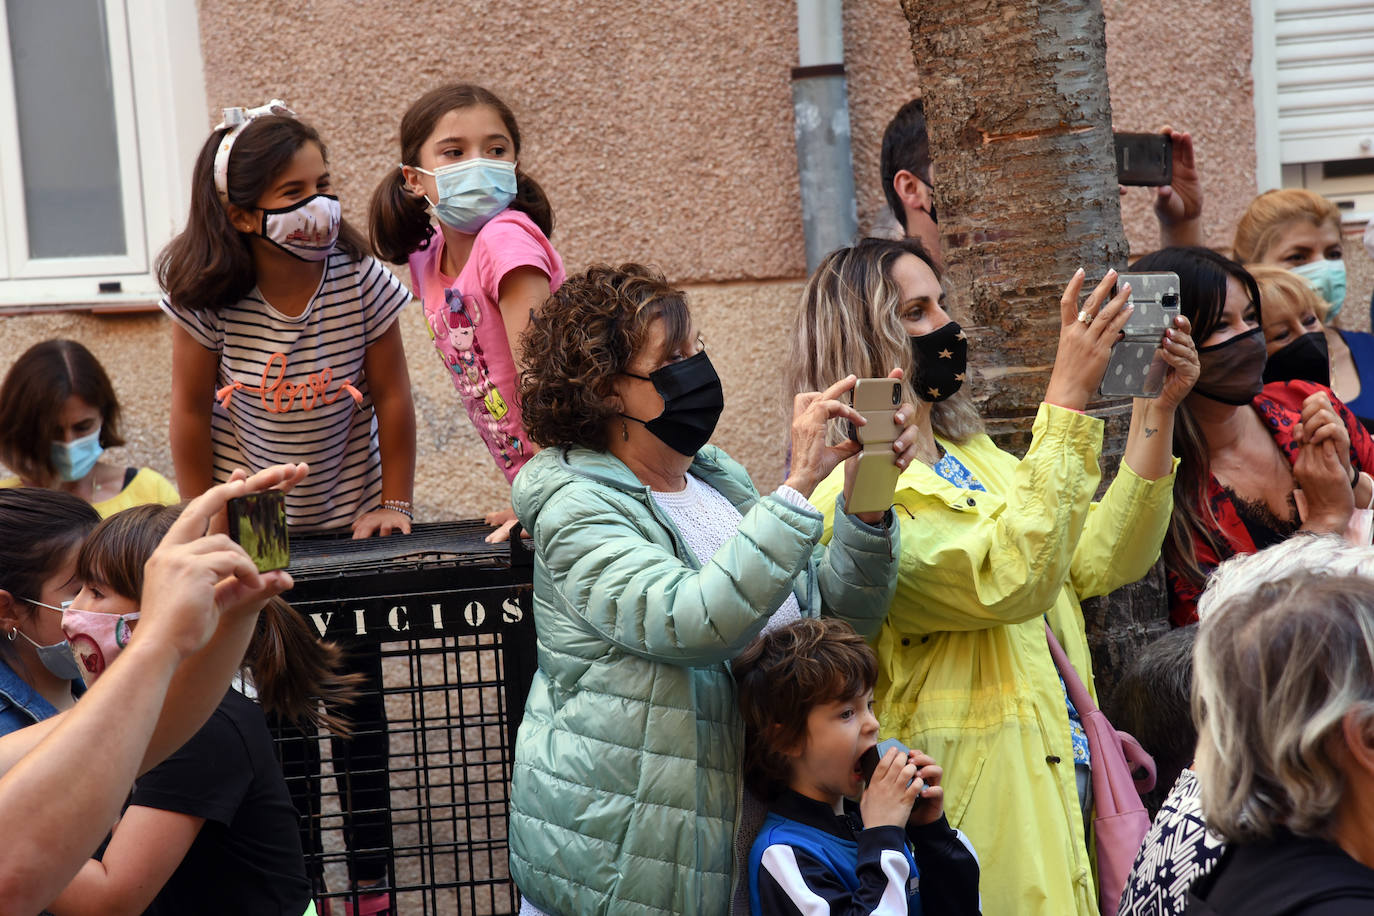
0,339,127,485
0,489,100,674
1129,246,1263,592
76,503,359,733
369,84,555,264
156,115,368,312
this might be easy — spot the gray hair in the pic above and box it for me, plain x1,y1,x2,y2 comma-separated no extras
1197,534,1374,621
1194,566,1374,843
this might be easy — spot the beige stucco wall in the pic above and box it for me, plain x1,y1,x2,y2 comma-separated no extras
7,1,1368,523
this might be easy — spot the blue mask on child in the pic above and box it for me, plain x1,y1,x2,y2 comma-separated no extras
407,158,517,234
1292,258,1347,320
14,599,82,681
51,427,103,482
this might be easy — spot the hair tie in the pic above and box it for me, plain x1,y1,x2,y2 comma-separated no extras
212,98,296,205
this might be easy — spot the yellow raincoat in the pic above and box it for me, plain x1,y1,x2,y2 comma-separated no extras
815,404,1176,916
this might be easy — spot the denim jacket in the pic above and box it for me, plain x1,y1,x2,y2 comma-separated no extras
0,655,80,736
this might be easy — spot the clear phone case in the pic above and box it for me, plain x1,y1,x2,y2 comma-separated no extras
1099,271,1180,399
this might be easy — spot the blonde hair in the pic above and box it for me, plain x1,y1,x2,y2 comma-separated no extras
787,237,983,445
1194,552,1374,843
1248,263,1332,324
1233,189,1342,264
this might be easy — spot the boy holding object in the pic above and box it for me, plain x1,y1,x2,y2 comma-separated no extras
734,619,980,915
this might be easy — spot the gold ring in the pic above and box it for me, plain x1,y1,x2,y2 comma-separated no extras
1077,309,1092,325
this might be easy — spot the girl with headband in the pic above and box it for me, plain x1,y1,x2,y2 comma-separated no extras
157,100,416,914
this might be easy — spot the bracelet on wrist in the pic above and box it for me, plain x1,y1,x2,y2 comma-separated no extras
381,499,414,519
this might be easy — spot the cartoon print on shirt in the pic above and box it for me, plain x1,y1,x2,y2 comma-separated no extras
429,289,523,469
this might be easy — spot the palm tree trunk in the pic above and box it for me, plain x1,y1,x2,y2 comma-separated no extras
900,0,1168,697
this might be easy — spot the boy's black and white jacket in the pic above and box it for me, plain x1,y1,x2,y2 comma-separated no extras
746,788,981,915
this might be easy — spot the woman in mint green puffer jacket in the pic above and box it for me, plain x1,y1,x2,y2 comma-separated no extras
506,264,912,916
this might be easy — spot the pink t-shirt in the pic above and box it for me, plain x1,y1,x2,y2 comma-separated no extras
409,209,564,482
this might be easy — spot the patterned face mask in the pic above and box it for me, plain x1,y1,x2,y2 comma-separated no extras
259,194,341,261
60,605,139,681
909,321,968,402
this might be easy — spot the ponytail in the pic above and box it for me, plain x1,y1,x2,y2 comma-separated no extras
513,170,555,240
369,166,436,265
246,596,362,736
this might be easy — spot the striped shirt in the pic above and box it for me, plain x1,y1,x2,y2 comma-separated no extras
160,252,410,532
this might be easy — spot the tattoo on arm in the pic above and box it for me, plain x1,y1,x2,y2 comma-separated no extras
1145,427,1158,438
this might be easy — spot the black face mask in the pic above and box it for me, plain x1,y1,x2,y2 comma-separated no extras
1262,330,1330,387
910,321,967,402
1195,326,1267,405
621,350,725,456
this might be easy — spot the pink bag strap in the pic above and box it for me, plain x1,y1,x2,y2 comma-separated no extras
1044,620,1097,715
1044,620,1157,793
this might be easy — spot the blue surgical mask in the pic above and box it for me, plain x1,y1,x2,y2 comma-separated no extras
406,158,517,234
12,599,82,681
1292,258,1347,320
51,427,103,482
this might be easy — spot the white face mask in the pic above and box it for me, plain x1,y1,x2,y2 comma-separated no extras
259,193,341,261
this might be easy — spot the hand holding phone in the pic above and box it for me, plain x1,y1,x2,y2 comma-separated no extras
1100,271,1181,399
846,378,904,514
1114,131,1173,187
226,490,291,572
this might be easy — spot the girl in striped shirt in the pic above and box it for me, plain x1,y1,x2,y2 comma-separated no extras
159,101,415,537
157,101,414,915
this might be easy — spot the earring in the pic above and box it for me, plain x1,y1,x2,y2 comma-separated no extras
621,419,629,442
5,627,15,641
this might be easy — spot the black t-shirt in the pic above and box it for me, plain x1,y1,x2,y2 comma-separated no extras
130,689,310,916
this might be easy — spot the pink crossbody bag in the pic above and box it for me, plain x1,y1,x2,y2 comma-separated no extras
1044,622,1156,916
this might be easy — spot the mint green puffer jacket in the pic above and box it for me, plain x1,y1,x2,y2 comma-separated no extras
508,445,899,916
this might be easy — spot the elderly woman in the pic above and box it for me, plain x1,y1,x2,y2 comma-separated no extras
790,237,1198,916
1251,262,1374,433
506,263,908,915
1119,533,1374,916
1188,553,1374,911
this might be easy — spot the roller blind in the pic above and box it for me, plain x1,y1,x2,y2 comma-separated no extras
1274,0,1374,164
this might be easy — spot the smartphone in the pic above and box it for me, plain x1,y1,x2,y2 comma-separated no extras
859,737,914,785
1099,271,1181,399
1114,131,1172,186
847,379,903,514
226,490,290,572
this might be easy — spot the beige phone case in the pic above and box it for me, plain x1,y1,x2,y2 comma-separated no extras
848,442,902,514
846,378,904,513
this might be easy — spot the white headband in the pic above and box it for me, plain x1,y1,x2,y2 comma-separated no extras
212,99,296,204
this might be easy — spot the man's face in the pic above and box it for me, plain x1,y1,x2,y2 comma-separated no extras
903,166,942,270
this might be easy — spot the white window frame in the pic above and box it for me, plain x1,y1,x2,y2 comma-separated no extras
1252,0,1374,222
0,0,206,310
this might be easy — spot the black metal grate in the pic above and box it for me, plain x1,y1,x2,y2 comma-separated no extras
272,522,536,915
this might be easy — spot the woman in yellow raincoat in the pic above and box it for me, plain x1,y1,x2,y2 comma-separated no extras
789,237,1199,916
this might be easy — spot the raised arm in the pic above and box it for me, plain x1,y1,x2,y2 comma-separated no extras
0,465,302,912
1153,126,1204,249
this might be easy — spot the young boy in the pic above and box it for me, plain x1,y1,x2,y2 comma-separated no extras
734,618,980,915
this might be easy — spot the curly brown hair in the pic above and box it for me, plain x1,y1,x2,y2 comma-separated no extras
733,618,878,799
519,263,693,450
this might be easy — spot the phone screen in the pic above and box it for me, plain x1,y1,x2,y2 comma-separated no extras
226,490,290,572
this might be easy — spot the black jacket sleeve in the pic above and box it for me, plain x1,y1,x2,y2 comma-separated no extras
907,815,981,915
754,825,914,915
